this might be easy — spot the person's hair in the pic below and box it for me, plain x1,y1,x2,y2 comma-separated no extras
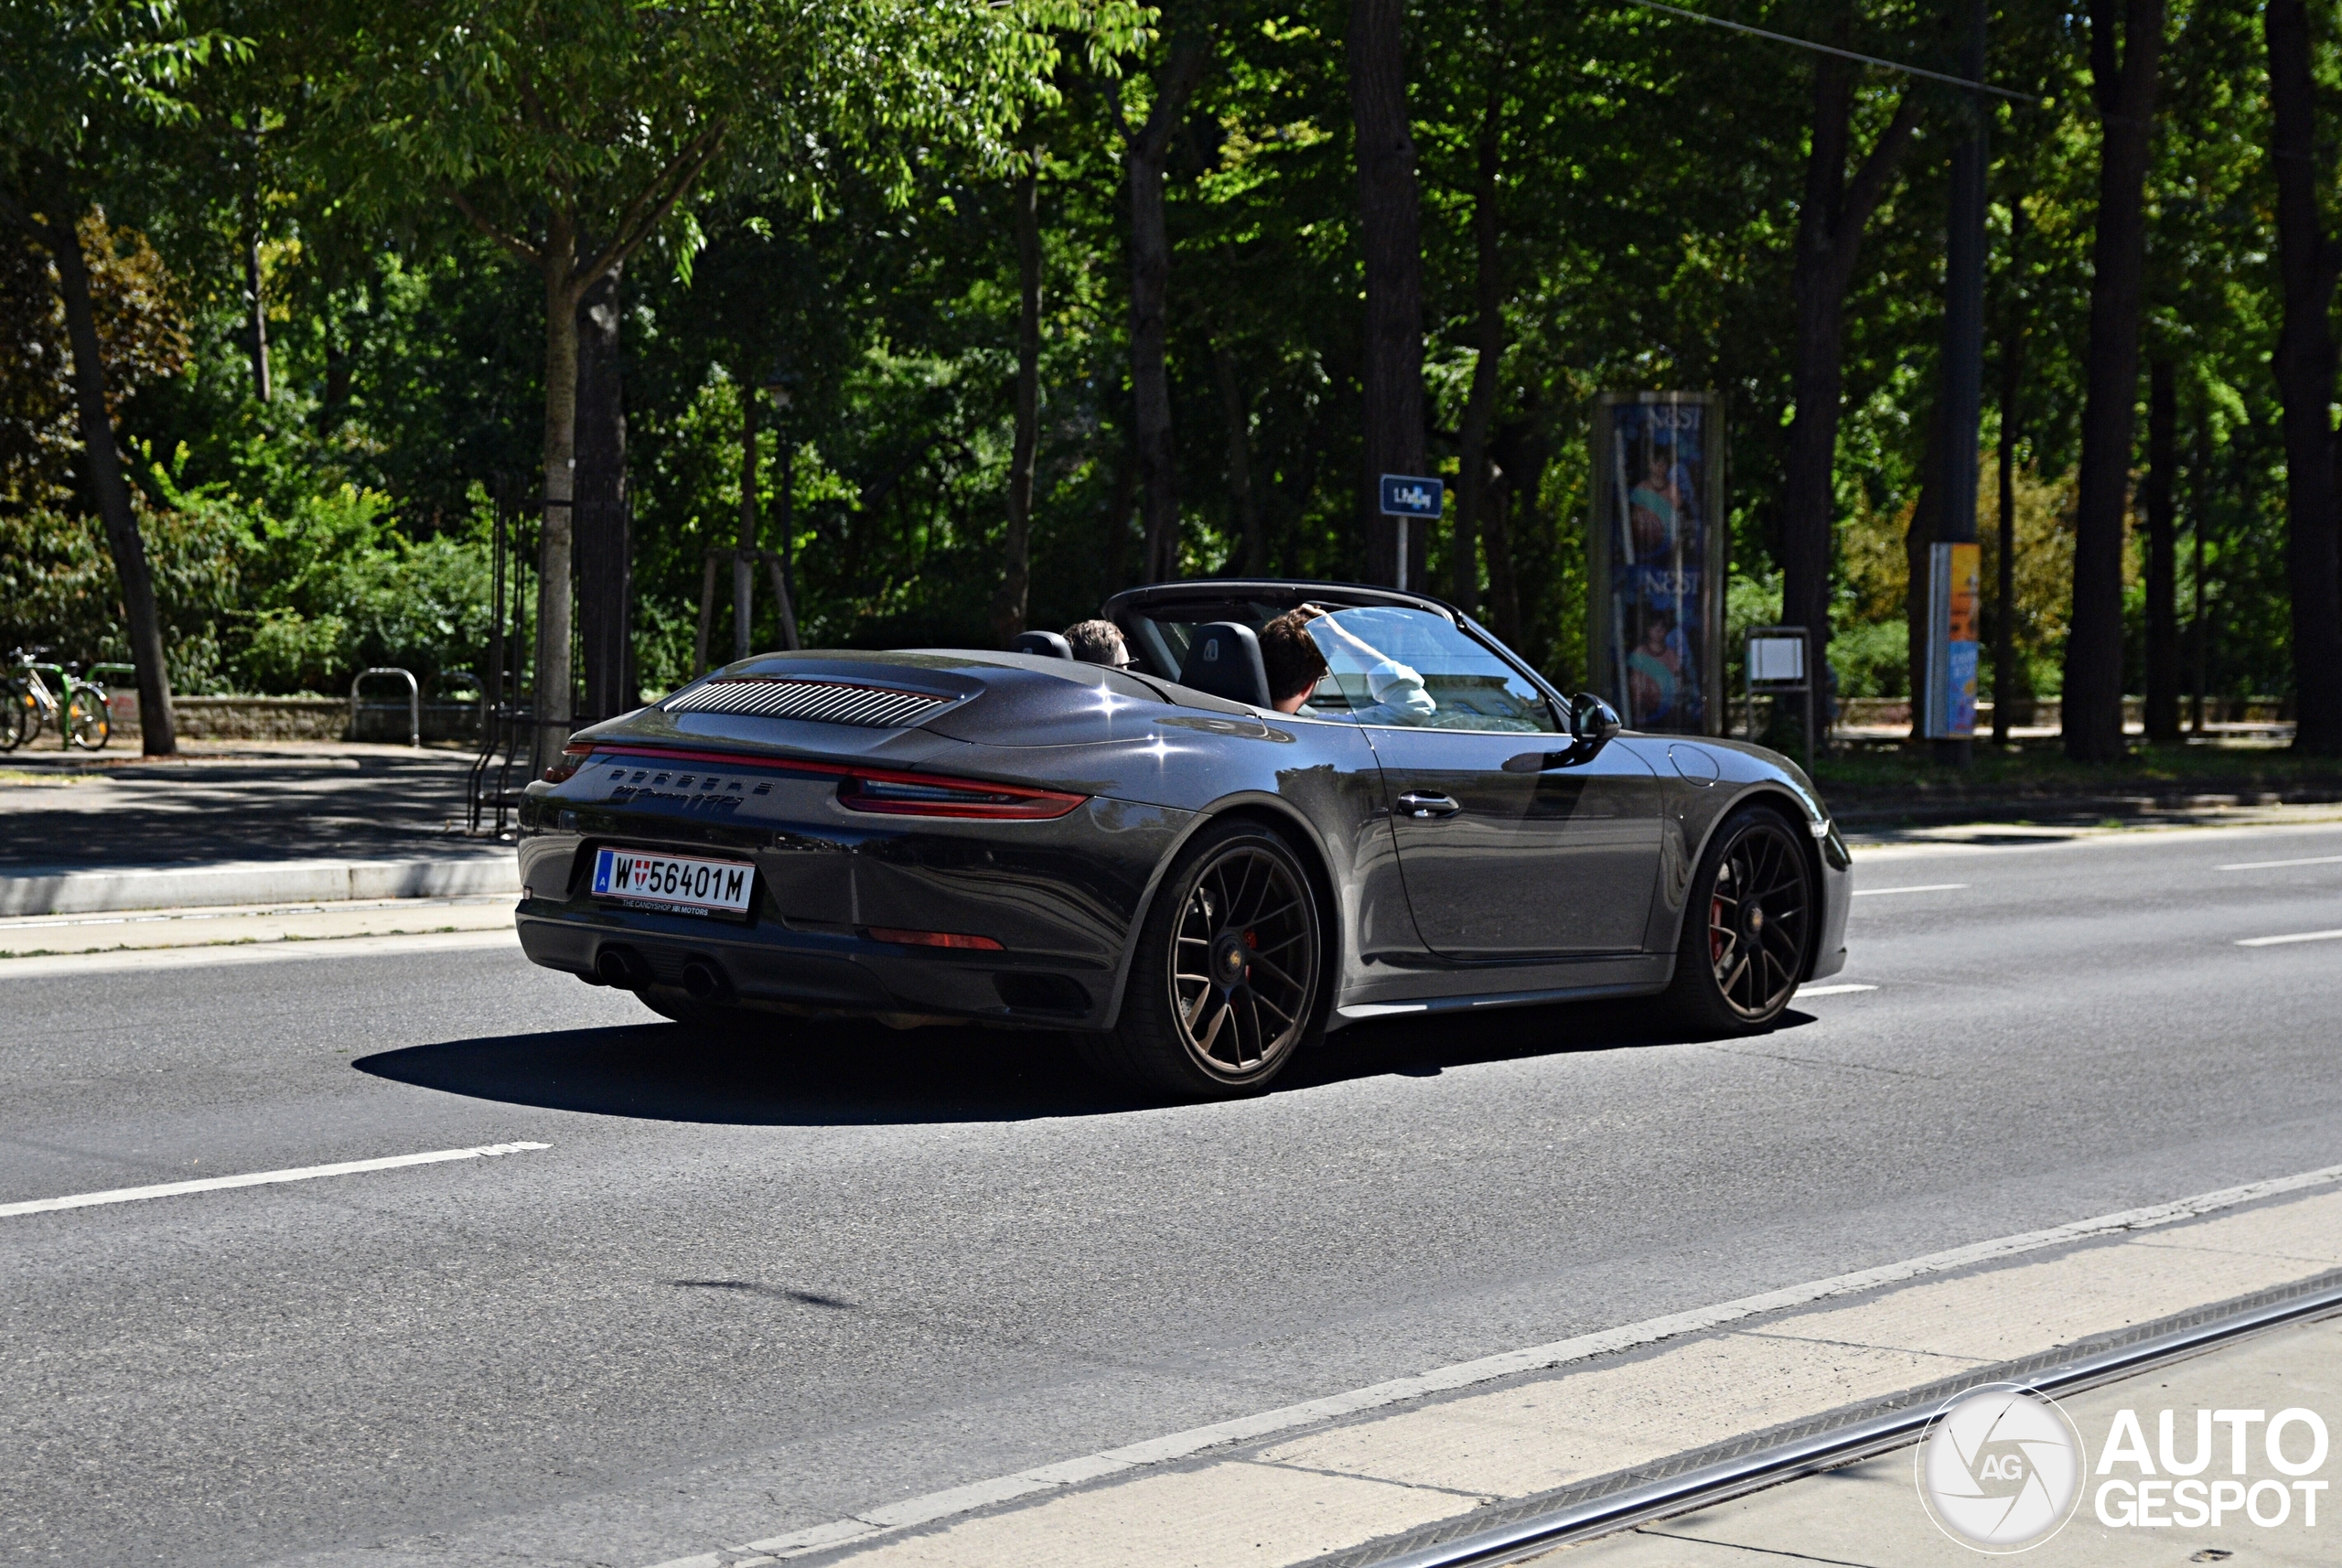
1258,611,1330,703
1063,618,1130,667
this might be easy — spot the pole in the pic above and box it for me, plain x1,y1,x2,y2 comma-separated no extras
736,385,757,661
1932,0,1988,768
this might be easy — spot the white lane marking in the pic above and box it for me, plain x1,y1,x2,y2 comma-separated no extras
2218,854,2342,871
1795,983,1877,996
2236,929,2342,948
1850,883,1969,897
0,1141,550,1218
0,928,519,979
688,1162,2342,1563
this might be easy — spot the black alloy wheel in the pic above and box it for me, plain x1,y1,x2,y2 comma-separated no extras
1663,805,1812,1034
1089,821,1323,1098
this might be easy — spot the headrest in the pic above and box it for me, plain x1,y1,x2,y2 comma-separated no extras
1010,630,1073,660
1176,622,1272,709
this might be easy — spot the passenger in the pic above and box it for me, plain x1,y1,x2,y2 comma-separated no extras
1262,606,1437,725
1258,611,1330,714
1064,618,1134,670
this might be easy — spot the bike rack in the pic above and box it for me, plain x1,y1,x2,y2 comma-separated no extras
351,667,421,747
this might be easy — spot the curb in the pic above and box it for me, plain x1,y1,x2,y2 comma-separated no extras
1831,786,2342,828
0,856,519,917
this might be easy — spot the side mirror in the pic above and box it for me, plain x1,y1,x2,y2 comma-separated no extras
1505,693,1623,772
1571,693,1622,751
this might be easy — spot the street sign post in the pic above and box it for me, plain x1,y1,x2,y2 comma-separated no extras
1378,474,1444,593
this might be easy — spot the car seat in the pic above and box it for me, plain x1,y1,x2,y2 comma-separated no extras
1176,622,1273,709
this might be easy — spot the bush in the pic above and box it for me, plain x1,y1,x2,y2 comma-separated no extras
1830,618,1908,698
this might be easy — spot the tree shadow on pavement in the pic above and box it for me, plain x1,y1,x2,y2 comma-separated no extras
352,1000,1814,1126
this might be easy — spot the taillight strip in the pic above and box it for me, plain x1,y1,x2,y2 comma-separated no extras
572,745,1087,821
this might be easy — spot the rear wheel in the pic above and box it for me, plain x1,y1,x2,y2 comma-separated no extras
1661,805,1813,1035
1087,820,1323,1099
66,686,108,749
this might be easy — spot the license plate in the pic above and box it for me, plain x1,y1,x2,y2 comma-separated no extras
590,848,756,918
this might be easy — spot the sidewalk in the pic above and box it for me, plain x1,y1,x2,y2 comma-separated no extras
0,741,516,915
1563,1310,2339,1566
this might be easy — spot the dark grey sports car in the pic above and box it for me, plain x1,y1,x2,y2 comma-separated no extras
514,579,1851,1097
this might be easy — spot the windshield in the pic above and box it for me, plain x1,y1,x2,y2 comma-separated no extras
1120,599,1558,734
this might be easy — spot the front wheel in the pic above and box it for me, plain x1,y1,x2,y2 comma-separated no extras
66,686,109,750
0,682,27,752
1661,805,1814,1035
1087,820,1324,1099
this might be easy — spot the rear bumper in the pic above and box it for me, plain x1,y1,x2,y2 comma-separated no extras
516,902,1112,1027
511,790,1191,1030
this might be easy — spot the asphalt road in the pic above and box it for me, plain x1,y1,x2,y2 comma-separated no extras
4,818,2339,1567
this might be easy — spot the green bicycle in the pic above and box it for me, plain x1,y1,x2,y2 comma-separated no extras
2,648,111,751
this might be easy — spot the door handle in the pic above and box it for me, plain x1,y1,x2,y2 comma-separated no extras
1396,791,1462,819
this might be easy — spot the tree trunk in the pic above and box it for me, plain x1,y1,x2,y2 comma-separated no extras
2191,408,2210,732
242,190,271,404
1779,47,1920,652
992,167,1042,643
1125,37,1210,584
1488,415,1546,659
1210,331,1260,575
575,261,630,719
45,206,177,755
1349,0,1428,589
2064,0,2166,761
535,210,581,768
736,375,757,661
2264,0,2342,755
1993,203,2026,745
1904,402,1947,739
1454,81,1504,618
2143,358,2180,742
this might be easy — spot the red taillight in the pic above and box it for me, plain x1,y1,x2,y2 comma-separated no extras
542,744,594,784
837,772,1085,820
866,927,1004,950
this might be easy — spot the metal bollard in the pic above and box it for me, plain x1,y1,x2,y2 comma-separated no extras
351,667,421,747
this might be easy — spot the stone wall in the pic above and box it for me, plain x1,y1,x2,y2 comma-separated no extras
101,694,485,745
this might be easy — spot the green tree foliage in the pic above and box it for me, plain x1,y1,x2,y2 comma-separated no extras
10,0,2337,746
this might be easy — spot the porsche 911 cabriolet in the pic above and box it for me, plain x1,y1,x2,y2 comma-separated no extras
514,579,1851,1097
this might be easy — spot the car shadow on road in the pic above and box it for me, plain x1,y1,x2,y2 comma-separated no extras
352,1001,1814,1126
353,1018,1132,1125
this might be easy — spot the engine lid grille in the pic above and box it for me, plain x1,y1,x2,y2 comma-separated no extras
662,677,951,729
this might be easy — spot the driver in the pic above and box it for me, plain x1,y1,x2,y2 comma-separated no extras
1257,606,1436,725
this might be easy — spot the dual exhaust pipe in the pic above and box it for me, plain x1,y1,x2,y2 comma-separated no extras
595,944,732,1004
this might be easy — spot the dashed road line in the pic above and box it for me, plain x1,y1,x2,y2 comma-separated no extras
1794,983,1877,997
2218,854,2342,871
1849,884,1968,897
0,1141,551,1218
2235,929,2342,948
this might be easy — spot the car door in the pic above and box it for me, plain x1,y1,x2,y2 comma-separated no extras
1297,604,1661,959
1371,726,1661,958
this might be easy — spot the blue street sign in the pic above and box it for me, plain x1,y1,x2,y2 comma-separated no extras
1379,474,1445,518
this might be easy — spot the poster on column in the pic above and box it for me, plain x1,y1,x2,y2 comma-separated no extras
1588,392,1726,736
1924,542,1981,738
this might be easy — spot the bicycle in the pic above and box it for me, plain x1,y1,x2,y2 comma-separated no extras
2,648,111,751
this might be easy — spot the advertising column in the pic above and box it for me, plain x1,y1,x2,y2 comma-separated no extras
1588,392,1726,736
1923,542,1982,738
